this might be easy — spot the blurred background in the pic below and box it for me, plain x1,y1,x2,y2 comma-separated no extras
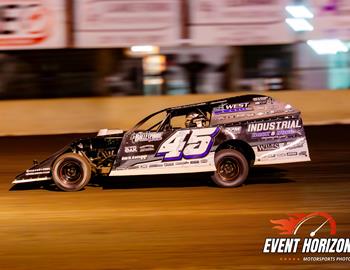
1,3,350,270
0,0,350,100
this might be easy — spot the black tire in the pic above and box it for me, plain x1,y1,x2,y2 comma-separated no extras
52,153,91,191
211,149,249,188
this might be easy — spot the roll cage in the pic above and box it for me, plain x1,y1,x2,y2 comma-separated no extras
128,94,268,133
130,107,211,133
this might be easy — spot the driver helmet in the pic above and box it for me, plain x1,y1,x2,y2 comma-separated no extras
185,112,206,128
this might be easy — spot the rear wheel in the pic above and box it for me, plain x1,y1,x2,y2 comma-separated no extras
52,153,91,191
211,149,249,188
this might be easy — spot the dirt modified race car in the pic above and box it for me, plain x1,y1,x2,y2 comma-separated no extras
13,95,310,191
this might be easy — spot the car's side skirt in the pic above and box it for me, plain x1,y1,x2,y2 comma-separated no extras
109,165,216,176
254,156,310,165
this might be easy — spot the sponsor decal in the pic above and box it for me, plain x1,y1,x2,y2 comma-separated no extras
26,168,50,173
256,106,267,111
217,116,226,121
121,155,147,161
139,164,147,169
131,132,162,143
248,120,301,133
257,143,279,152
257,154,277,162
149,164,163,168
276,129,300,136
218,112,257,121
127,166,139,170
253,96,270,105
299,151,307,156
262,212,350,262
225,126,242,134
251,129,301,139
176,161,190,165
25,167,51,176
213,102,251,115
139,144,155,152
125,146,137,153
253,97,269,102
131,158,213,170
251,131,271,138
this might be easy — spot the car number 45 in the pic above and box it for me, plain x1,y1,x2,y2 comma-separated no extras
156,127,220,161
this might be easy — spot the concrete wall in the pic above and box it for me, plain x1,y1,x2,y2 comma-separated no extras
0,90,349,136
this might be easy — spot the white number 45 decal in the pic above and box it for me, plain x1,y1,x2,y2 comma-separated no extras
156,127,219,161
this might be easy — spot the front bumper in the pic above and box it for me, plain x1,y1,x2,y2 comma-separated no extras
13,167,52,184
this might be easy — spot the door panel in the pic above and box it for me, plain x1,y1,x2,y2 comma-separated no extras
110,127,220,176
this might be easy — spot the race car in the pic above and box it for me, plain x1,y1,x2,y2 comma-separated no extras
13,95,310,191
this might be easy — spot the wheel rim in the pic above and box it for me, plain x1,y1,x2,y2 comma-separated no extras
58,159,83,185
218,157,240,181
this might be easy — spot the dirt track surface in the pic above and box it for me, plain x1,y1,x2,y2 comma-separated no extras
0,125,349,269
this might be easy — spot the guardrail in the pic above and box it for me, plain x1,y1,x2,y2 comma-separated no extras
1,90,349,136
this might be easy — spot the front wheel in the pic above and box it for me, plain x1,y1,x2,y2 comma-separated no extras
52,153,91,191
211,149,249,188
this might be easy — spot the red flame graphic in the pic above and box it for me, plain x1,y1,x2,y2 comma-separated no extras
270,213,307,235
270,212,337,235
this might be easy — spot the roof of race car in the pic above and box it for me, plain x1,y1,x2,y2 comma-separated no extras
166,94,269,113
131,94,273,131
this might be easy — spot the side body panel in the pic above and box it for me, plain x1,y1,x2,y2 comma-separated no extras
221,115,310,165
210,95,310,165
246,116,310,165
110,127,219,176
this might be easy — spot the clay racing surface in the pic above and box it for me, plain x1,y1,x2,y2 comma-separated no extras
0,125,349,269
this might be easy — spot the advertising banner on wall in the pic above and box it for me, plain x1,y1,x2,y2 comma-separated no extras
0,0,66,49
306,0,350,40
74,0,180,48
189,0,295,46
